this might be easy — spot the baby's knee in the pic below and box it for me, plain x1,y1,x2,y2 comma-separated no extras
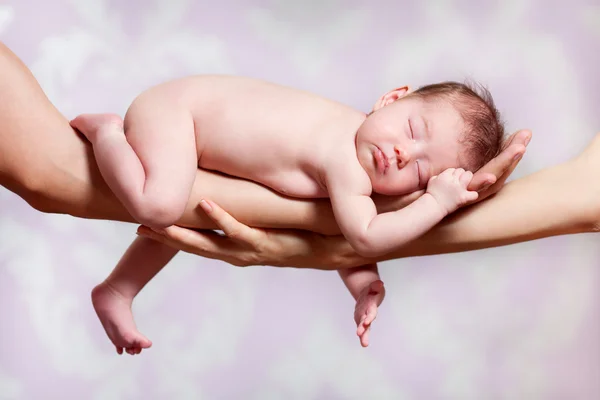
131,196,186,229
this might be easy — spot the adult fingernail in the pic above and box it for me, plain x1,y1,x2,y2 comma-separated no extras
200,199,213,213
150,227,165,235
513,152,523,161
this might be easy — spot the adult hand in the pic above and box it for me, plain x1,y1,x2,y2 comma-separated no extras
137,200,351,269
470,129,530,202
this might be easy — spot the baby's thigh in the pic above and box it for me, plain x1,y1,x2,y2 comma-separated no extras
124,84,191,138
123,84,197,181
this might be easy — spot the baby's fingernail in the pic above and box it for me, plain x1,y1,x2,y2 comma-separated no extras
200,199,213,213
524,134,531,146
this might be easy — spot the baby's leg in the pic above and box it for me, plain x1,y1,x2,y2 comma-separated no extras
338,264,385,347
71,90,197,228
92,236,178,355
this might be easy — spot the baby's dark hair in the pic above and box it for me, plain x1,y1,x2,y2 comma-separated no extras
411,81,504,172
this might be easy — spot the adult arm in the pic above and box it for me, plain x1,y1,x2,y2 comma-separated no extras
138,138,599,269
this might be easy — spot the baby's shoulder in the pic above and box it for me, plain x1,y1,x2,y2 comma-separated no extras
324,155,370,189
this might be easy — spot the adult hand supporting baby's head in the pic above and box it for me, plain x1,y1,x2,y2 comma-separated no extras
469,129,530,202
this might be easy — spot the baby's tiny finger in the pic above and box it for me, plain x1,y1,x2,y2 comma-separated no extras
357,325,365,336
366,309,377,325
465,191,479,202
357,316,366,330
459,171,473,186
361,328,371,347
453,168,465,178
442,168,455,177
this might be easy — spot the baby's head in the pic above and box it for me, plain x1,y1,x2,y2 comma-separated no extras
356,81,504,195
410,82,504,172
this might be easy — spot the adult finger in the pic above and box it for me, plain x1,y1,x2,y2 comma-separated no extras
137,225,238,258
198,199,260,243
468,142,525,192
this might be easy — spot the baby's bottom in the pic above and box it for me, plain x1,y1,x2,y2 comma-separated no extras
71,88,198,229
91,236,178,355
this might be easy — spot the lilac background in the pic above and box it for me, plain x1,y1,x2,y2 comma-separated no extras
1,1,599,399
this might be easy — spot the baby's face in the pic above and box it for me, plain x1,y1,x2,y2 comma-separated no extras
356,95,465,195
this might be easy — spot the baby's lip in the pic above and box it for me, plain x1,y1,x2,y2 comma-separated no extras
374,146,389,174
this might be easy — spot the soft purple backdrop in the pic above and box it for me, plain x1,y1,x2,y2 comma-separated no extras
1,1,599,399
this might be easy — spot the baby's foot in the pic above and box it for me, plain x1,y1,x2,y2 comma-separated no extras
70,113,123,143
354,280,385,347
91,282,152,355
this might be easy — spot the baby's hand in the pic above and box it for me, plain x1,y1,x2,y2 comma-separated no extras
354,280,385,347
426,168,478,215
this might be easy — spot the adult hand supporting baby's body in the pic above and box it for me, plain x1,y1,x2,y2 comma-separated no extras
136,130,531,268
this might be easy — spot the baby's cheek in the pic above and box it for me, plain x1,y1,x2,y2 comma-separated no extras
391,173,420,195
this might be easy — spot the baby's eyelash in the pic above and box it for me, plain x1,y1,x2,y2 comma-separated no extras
409,119,415,139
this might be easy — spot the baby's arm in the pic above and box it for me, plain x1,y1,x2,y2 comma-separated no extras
338,264,381,301
328,167,477,257
338,264,385,347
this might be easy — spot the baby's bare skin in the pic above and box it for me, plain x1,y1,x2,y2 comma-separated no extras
183,76,360,198
72,75,479,353
75,76,474,254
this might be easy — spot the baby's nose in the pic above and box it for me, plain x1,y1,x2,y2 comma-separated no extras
394,145,411,168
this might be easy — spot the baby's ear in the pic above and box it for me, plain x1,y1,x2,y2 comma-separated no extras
372,86,410,111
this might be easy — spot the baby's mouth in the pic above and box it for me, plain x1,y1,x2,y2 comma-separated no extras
374,146,389,174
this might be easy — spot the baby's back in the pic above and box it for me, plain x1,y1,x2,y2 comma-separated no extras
151,75,360,198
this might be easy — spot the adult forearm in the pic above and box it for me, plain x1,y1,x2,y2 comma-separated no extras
0,41,130,222
325,157,597,269
405,158,595,255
